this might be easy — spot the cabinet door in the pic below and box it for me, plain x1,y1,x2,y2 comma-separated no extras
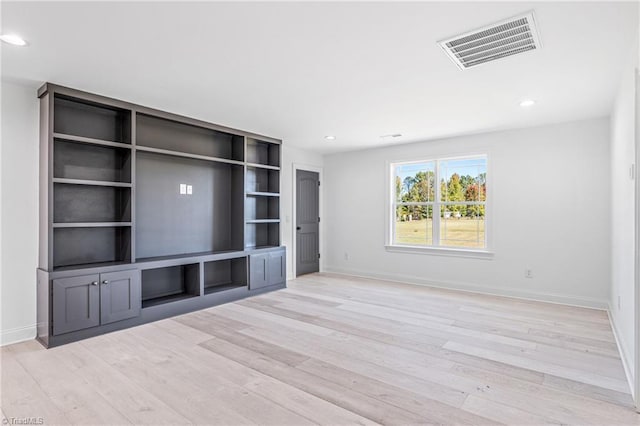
268,249,286,286
100,269,141,325
249,253,269,290
52,274,100,335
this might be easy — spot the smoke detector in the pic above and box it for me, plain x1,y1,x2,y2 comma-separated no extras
438,11,542,70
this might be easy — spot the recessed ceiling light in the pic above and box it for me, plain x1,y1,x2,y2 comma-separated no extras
380,134,402,139
519,99,536,107
324,135,336,140
0,34,27,46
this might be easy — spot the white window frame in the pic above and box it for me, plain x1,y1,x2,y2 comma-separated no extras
385,154,493,259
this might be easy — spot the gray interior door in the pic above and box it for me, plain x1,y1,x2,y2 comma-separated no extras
296,170,320,276
100,269,141,325
52,274,100,335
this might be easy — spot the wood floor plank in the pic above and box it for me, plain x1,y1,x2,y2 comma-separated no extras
13,348,131,424
198,337,462,425
52,344,190,424
443,341,630,393
2,272,637,425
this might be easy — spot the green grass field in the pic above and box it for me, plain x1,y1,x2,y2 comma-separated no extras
395,218,485,248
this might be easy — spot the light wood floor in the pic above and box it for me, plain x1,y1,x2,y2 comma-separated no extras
2,273,639,425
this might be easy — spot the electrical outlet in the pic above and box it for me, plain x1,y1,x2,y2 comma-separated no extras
344,252,349,261
525,269,533,278
186,185,193,195
618,295,621,310
179,184,187,194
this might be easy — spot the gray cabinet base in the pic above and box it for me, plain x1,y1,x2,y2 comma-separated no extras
38,280,285,348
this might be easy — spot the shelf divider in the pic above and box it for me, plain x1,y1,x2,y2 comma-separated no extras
136,145,245,166
53,132,132,150
53,222,132,228
246,191,280,197
53,178,132,188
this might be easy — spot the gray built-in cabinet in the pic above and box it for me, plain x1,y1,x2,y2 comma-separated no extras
37,83,286,347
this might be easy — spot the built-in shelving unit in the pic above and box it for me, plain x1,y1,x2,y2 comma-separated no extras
37,83,286,348
244,143,280,249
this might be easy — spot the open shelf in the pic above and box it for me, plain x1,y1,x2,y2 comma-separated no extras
53,226,131,269
54,95,131,144
245,222,280,249
137,113,244,161
204,257,247,295
135,151,244,259
246,167,279,194
54,183,131,223
245,194,279,221
54,139,132,183
141,263,200,308
246,138,280,167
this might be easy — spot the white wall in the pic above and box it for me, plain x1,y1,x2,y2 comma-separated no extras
281,145,324,279
0,80,39,345
324,118,611,308
609,33,639,394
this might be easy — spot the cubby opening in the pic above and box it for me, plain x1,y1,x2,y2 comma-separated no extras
245,223,280,249
54,139,131,183
54,184,131,223
54,95,131,143
53,227,131,269
141,264,200,308
136,151,244,259
245,195,279,221
137,114,244,161
204,257,247,294
246,138,280,167
246,167,279,194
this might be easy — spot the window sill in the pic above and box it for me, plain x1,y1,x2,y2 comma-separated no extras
385,245,494,259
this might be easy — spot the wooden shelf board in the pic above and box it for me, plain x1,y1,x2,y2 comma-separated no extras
246,163,280,171
53,178,132,188
53,222,132,228
204,283,246,295
245,191,280,197
245,219,280,224
53,132,132,150
52,260,132,272
136,145,244,166
141,292,198,309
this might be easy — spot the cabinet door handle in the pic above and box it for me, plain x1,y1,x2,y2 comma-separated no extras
91,281,98,286
102,280,109,285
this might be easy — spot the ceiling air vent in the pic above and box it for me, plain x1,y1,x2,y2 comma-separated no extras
438,11,542,69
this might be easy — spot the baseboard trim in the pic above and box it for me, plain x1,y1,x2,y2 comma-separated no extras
0,324,36,347
608,306,635,398
323,267,609,310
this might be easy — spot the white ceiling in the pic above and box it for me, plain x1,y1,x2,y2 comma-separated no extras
1,1,638,154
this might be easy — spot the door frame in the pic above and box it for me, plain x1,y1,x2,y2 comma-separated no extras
634,68,640,410
292,163,323,278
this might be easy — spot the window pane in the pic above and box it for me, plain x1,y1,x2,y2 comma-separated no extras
440,157,487,202
440,204,485,248
394,205,433,245
394,162,435,202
